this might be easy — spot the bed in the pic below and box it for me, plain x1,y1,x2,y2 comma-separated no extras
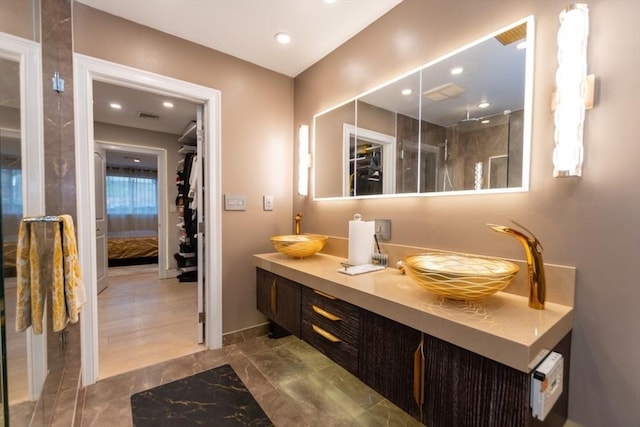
107,229,158,266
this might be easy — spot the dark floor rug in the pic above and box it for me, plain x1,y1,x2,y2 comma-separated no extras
131,364,273,426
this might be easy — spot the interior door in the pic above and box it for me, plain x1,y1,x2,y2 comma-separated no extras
196,105,205,343
94,143,108,294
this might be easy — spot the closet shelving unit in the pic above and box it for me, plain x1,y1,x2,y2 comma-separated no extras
175,122,198,282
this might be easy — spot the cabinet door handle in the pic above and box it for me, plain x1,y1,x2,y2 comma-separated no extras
413,335,425,410
313,289,336,300
312,304,341,321
270,279,277,314
311,324,341,343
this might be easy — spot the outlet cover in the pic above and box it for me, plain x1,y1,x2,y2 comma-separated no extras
224,194,246,211
375,219,391,241
263,195,274,211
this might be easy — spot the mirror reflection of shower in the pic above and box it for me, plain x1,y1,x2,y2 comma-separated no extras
425,109,523,192
0,56,30,416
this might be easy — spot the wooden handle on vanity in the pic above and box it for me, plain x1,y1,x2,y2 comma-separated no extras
313,289,336,300
311,324,342,343
312,305,341,321
270,279,277,314
413,335,425,409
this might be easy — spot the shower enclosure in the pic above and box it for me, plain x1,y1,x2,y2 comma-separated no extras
406,109,524,193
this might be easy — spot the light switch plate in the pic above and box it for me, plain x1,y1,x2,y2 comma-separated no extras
224,194,246,211
375,219,391,241
263,195,274,211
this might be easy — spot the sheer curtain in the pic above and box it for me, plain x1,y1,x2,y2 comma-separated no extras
0,155,22,238
106,166,158,233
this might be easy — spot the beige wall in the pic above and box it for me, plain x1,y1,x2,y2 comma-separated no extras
0,0,40,41
74,4,294,333
294,1,639,426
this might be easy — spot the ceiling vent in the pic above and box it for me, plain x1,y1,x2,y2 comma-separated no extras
423,83,466,102
138,111,160,120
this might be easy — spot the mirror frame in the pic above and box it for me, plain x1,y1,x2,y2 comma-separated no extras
312,15,535,200
0,31,47,402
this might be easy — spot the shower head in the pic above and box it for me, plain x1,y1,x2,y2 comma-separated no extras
455,110,481,131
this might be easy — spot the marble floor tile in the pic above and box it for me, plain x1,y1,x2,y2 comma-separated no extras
77,334,424,426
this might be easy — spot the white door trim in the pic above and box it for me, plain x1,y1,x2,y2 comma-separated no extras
95,141,169,279
0,31,47,401
73,54,223,386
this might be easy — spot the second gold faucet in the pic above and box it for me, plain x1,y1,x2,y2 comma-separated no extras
488,220,546,310
294,212,302,235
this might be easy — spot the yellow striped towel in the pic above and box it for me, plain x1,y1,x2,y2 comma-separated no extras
58,215,86,330
15,221,48,334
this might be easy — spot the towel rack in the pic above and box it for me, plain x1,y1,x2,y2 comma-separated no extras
23,216,62,223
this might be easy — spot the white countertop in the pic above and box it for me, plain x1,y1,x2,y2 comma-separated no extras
254,252,574,373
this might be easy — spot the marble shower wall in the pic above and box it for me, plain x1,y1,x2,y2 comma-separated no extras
28,0,82,425
42,0,76,217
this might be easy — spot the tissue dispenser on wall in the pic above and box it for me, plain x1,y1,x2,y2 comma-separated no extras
348,219,375,266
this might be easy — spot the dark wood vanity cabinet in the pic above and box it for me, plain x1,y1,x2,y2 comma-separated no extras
423,334,530,427
359,311,571,427
255,268,570,426
256,268,301,337
358,310,424,420
300,286,361,376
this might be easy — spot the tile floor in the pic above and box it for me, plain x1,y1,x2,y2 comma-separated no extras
97,264,204,379
77,333,424,426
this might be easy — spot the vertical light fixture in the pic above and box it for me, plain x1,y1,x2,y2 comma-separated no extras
474,161,483,190
553,3,590,177
298,124,310,196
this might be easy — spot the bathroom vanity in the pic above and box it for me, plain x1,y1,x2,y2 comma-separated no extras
254,252,574,427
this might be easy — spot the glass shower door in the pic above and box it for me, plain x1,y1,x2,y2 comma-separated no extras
0,179,7,427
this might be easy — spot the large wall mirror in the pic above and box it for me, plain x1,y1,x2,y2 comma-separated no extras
313,16,534,199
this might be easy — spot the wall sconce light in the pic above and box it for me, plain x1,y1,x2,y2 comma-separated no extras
298,124,310,196
553,3,591,177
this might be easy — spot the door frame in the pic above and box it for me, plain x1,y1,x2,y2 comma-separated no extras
95,142,169,279
0,32,47,401
73,54,223,386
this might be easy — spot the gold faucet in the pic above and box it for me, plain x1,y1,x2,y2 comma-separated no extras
487,220,546,309
294,212,302,235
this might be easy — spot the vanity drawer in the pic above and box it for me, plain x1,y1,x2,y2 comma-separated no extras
301,319,359,376
301,287,360,346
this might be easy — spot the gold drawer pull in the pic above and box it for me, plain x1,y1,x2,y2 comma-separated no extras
312,324,342,343
313,289,336,300
413,335,425,414
270,279,277,314
312,305,341,321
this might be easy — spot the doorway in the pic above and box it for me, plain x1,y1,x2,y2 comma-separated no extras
94,138,197,378
74,54,222,386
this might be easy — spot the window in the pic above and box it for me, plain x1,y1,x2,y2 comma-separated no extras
106,173,157,216
1,167,22,215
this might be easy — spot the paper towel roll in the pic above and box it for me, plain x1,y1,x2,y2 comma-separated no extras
348,219,375,266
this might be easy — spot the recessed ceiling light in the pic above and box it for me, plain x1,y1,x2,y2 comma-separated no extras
478,102,490,109
274,32,291,44
450,67,463,75
481,119,490,124
517,41,527,50
133,158,141,163
110,103,122,110
401,88,412,96
163,101,174,108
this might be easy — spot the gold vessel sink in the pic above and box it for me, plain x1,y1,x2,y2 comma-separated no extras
402,252,519,300
271,234,328,258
